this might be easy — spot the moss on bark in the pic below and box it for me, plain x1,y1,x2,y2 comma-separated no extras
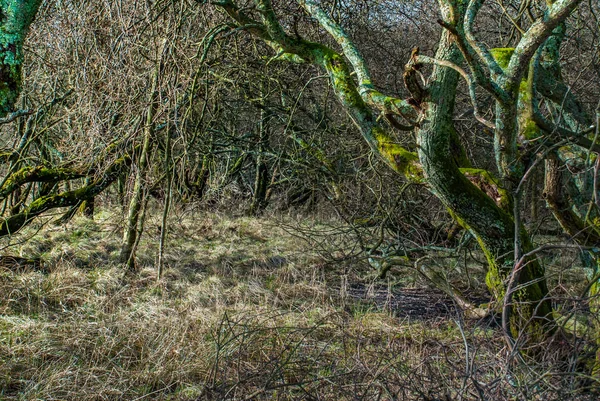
0,166,86,200
0,149,132,237
0,0,43,115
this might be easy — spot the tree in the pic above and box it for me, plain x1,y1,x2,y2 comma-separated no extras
210,0,599,345
0,1,153,239
0,0,128,236
0,0,42,116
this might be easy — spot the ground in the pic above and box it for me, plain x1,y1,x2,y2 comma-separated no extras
0,207,595,400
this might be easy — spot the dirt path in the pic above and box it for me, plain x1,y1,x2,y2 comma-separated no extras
346,284,490,320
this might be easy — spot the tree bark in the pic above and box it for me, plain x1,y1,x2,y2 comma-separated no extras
0,0,43,116
120,51,164,270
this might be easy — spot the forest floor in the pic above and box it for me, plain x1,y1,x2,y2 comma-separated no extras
0,207,595,400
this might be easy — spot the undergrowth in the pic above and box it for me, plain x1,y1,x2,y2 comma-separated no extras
0,208,597,400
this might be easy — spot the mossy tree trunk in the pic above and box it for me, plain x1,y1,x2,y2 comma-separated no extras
415,1,552,340
0,0,43,117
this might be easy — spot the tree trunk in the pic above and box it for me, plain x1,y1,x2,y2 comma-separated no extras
80,198,94,219
0,1,43,116
157,124,173,280
79,178,94,219
249,92,270,215
415,2,552,339
192,153,211,199
120,53,163,270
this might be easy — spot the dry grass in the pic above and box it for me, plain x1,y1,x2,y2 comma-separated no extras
0,208,597,400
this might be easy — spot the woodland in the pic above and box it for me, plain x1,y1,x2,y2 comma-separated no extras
0,0,600,399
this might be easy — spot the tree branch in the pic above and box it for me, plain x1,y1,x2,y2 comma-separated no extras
504,0,583,89
412,53,495,129
297,0,419,124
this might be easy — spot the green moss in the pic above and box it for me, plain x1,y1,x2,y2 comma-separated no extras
518,79,530,103
323,51,369,114
446,199,553,333
492,49,542,139
490,48,515,69
516,79,542,140
2,1,43,30
445,206,505,299
460,168,513,212
520,119,540,140
373,127,423,181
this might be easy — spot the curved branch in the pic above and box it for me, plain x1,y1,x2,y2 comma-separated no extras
437,19,508,102
504,0,583,89
464,0,505,76
297,0,418,123
412,54,495,129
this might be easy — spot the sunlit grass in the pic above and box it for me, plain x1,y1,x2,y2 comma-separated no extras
0,208,595,400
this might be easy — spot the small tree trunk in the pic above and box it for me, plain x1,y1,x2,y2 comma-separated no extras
249,94,270,215
120,53,163,270
193,153,211,199
79,178,94,219
249,162,269,215
264,164,279,203
157,125,173,280
129,193,149,271
80,198,95,218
